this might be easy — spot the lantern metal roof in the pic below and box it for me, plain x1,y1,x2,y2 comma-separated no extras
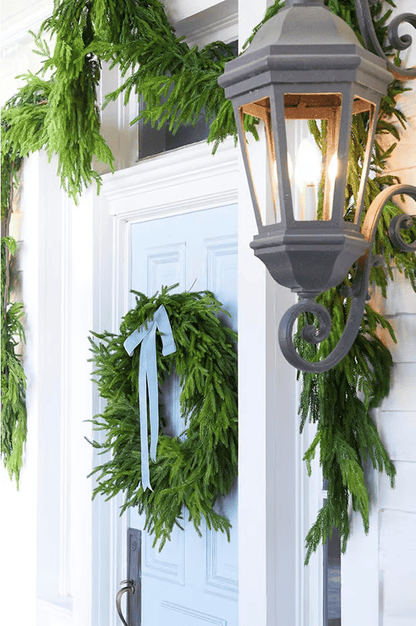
219,0,392,101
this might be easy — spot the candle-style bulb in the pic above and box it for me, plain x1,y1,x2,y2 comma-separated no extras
294,138,322,190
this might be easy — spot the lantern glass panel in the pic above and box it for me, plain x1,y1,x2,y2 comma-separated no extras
348,96,378,227
284,93,342,223
239,92,379,232
239,97,282,226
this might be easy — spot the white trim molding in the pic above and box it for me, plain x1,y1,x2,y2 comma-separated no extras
102,137,239,220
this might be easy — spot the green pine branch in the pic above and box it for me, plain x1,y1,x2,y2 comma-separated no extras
1,25,114,203
1,236,27,488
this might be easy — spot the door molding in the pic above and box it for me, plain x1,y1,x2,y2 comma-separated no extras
103,138,239,220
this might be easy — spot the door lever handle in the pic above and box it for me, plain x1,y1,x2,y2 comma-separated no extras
116,580,135,626
116,528,141,625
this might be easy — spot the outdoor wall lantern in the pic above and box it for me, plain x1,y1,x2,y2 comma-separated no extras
219,0,416,372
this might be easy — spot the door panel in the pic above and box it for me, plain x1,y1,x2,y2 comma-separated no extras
145,243,186,295
129,204,238,625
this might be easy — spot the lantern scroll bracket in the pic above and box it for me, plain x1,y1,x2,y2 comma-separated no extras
279,184,416,373
355,0,416,80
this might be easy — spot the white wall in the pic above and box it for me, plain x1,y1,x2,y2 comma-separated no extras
343,3,416,621
373,66,416,626
236,2,304,624
378,23,416,621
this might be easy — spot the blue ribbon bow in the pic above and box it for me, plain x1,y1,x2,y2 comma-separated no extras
124,305,176,491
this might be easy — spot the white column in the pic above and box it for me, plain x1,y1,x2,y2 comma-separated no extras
237,2,300,625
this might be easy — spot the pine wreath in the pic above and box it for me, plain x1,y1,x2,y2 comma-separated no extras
89,286,238,547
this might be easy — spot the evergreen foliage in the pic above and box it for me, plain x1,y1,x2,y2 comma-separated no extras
296,0,416,562
40,9,114,199
297,295,397,563
97,0,239,148
1,28,113,203
89,287,238,547
1,236,27,487
1,121,27,487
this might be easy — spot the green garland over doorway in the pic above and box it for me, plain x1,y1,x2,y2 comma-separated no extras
1,0,416,561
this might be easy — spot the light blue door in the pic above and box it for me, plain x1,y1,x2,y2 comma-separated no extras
130,204,238,626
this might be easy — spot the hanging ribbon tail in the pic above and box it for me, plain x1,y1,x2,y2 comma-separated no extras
123,305,177,491
146,326,159,463
138,335,153,492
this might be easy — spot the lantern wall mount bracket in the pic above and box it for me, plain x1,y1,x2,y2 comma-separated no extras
355,0,416,80
279,185,416,372
219,0,416,372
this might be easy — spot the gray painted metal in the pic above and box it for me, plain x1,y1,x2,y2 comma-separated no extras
218,0,392,238
278,185,416,372
355,0,416,79
389,214,416,253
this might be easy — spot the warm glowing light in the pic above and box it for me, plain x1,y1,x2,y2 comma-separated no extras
287,153,294,181
328,152,339,186
294,138,322,189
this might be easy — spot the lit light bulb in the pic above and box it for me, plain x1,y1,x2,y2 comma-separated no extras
294,138,322,220
294,138,322,190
